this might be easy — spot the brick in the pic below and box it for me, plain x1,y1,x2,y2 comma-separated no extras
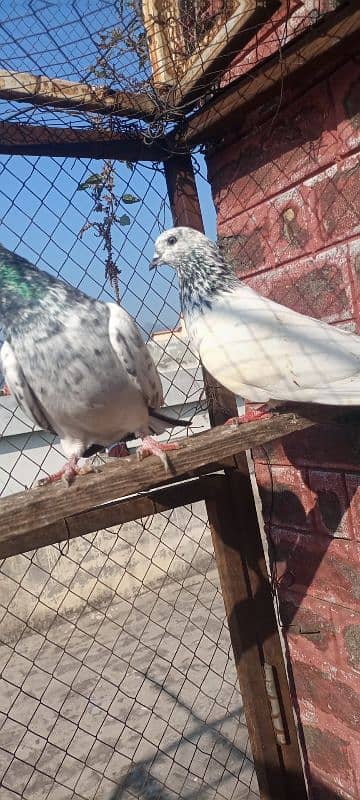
280,594,334,651
348,238,360,329
303,726,355,798
255,463,316,533
217,155,360,269
343,622,360,672
271,529,360,611
310,771,357,800
302,154,360,246
292,661,360,732
330,58,360,156
308,470,354,539
246,245,352,322
280,591,360,674
345,475,360,543
210,80,337,220
218,184,312,267
253,421,360,472
221,1,311,85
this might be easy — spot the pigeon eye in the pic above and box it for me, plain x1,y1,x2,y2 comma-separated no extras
167,236,177,245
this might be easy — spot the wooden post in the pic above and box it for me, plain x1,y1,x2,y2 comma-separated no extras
164,155,308,799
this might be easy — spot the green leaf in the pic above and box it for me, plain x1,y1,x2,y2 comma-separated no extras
121,193,140,204
77,174,103,191
118,214,130,226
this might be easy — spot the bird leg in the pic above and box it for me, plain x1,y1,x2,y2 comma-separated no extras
0,383,11,396
37,454,95,487
136,435,178,471
225,402,272,426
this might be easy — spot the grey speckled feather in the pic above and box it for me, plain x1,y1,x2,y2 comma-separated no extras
0,243,171,463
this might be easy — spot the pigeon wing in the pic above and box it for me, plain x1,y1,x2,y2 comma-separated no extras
195,284,360,404
107,302,163,410
1,340,55,431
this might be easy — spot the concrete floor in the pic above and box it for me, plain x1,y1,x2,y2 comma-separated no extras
0,506,259,800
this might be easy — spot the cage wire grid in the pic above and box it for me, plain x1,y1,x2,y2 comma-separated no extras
0,144,257,800
0,0,359,798
0,6,258,800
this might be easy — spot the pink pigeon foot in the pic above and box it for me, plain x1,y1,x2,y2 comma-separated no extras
0,383,11,396
136,436,178,471
225,403,272,426
37,454,95,487
107,442,130,458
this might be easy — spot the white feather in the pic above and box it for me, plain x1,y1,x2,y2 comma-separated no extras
152,226,360,408
187,283,360,405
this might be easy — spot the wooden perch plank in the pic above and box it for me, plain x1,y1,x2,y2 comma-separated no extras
0,475,224,559
180,1,360,146
0,121,167,160
0,412,316,544
0,69,155,119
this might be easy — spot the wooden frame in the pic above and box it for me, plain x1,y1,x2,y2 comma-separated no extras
164,153,309,799
0,120,167,160
0,69,155,119
142,0,276,102
0,413,315,548
177,0,360,145
0,459,307,798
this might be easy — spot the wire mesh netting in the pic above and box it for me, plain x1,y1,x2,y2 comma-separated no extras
0,107,260,800
0,502,258,800
0,153,259,800
0,1,359,798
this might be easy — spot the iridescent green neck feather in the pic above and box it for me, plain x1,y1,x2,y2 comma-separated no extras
0,244,51,329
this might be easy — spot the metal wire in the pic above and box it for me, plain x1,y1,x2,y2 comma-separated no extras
0,1,358,797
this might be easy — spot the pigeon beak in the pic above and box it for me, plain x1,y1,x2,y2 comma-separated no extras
150,255,160,270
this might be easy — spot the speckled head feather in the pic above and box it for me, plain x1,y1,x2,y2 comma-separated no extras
152,227,237,315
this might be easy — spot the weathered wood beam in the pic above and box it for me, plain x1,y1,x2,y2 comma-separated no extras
0,69,156,119
207,482,307,800
178,1,360,146
164,155,308,799
0,413,316,543
174,0,279,105
0,475,224,559
0,120,167,160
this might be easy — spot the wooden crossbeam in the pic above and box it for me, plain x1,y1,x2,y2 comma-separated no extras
0,412,315,548
0,69,155,119
178,0,360,146
0,475,224,559
0,120,167,160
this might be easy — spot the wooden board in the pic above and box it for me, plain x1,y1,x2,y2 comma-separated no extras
142,0,275,101
0,413,315,544
178,1,360,145
0,69,155,119
0,120,167,160
0,475,224,559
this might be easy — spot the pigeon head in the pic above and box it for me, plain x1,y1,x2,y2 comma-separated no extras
151,227,219,274
151,226,237,315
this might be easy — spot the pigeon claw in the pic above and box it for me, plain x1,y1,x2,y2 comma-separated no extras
225,403,271,426
37,456,95,487
0,383,11,396
136,436,178,472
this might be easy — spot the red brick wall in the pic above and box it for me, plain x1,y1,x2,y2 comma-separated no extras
206,52,360,800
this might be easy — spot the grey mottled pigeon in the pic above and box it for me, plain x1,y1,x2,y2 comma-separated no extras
0,244,182,482
151,227,360,420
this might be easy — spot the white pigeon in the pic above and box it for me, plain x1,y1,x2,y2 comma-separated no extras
0,243,184,483
151,227,360,415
